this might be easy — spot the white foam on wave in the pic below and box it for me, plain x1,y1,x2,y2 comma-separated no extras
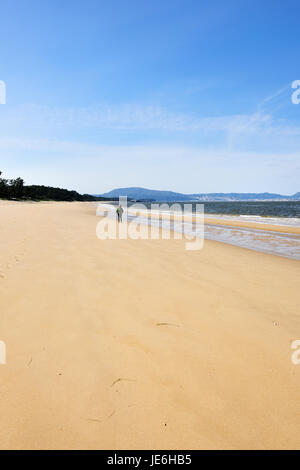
204,213,300,227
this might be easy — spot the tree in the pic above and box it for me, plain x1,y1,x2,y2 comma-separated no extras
0,170,103,201
0,171,9,198
9,177,24,198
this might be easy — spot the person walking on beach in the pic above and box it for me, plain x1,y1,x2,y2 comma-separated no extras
116,205,124,222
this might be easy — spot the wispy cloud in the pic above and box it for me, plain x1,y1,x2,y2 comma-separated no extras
1,85,300,161
0,102,295,135
260,83,291,106
0,137,299,194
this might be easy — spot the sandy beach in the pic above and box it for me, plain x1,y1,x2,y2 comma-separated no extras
0,200,299,449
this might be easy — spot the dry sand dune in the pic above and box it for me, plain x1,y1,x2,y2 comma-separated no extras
0,201,299,449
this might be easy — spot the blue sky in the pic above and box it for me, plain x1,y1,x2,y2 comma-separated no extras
0,0,299,194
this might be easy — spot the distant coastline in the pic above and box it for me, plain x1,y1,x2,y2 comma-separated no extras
99,186,300,202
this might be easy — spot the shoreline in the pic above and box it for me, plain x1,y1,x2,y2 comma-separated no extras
96,202,300,234
97,203,300,260
204,216,300,235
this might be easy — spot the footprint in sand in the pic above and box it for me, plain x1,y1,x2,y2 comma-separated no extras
110,377,136,387
85,410,116,424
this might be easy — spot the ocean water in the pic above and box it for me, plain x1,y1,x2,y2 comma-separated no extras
98,201,300,260
133,200,300,219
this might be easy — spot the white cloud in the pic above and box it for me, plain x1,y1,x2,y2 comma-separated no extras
0,137,299,194
0,91,299,194
0,102,293,136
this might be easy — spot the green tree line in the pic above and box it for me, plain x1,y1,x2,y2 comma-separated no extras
0,171,103,201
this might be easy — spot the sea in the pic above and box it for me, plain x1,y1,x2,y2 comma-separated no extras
100,200,300,260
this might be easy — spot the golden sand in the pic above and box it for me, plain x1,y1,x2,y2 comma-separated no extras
0,200,299,449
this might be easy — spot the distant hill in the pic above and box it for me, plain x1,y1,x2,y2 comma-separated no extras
99,187,192,202
99,187,300,202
